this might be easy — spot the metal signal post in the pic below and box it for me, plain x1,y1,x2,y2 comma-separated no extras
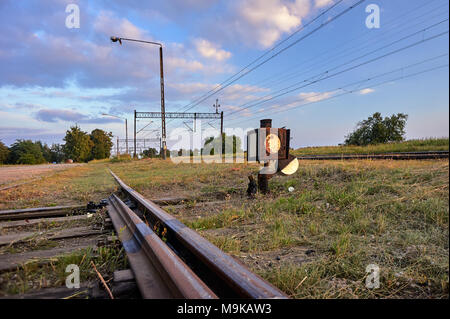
247,119,298,194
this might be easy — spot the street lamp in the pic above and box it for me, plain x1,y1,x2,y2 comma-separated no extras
102,113,128,155
110,36,167,159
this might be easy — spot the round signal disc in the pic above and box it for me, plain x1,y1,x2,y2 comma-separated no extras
281,158,299,176
265,134,281,154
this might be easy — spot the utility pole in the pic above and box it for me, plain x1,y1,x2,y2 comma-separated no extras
134,110,137,158
220,111,224,136
125,118,128,154
213,99,220,114
159,46,167,159
102,113,128,154
116,137,119,157
213,99,223,135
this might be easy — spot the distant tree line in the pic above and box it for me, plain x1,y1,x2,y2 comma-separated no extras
0,125,113,164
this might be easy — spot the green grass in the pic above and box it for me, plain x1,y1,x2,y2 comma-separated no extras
183,160,449,298
293,138,449,156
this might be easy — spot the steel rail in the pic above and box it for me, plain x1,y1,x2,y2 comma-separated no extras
109,170,288,299
0,205,85,221
297,151,449,161
107,194,217,299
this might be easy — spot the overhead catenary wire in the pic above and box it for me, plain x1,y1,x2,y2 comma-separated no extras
157,0,447,138
157,0,352,134
158,0,365,134
224,26,449,122
217,0,448,94
199,1,449,127
173,0,348,113
227,63,449,126
179,0,367,114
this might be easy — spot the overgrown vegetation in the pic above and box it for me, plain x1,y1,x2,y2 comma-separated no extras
111,159,448,299
1,157,448,298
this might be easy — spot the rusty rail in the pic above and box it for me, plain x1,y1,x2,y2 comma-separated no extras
297,151,449,161
109,169,287,299
107,194,217,299
0,205,85,221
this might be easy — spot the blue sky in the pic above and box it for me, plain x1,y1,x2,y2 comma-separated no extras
0,0,448,149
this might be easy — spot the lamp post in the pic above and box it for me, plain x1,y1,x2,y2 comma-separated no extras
110,36,167,159
102,113,128,154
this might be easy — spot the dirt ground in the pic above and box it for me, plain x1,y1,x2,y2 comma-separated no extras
0,164,83,187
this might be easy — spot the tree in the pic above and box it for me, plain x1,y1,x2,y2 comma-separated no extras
90,129,113,160
7,140,46,164
49,144,65,163
36,141,52,163
63,126,93,162
345,112,408,146
0,141,9,164
142,148,158,158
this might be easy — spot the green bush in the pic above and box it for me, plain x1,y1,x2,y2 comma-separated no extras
0,141,9,164
7,140,46,164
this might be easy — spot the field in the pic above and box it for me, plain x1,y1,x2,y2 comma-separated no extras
0,164,83,190
0,157,448,298
293,138,449,156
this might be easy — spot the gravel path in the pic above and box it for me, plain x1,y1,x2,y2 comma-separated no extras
0,164,83,186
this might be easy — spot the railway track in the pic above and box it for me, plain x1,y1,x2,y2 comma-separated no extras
296,151,449,160
1,171,288,299
0,205,110,274
108,169,287,299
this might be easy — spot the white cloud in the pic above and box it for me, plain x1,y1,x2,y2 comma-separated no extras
165,57,205,72
236,0,312,48
195,39,232,61
315,0,334,8
359,88,375,95
168,82,216,94
299,91,334,102
263,90,336,113
94,11,144,39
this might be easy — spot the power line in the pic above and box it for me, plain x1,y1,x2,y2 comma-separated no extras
158,0,357,134
159,0,365,134
179,0,366,114
201,1,448,127
224,25,449,121
225,0,447,92
173,0,347,113
220,0,448,98
228,63,449,126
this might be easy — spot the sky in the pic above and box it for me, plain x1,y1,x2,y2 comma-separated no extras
0,0,448,150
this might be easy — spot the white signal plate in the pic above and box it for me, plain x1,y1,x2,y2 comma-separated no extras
281,158,299,176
